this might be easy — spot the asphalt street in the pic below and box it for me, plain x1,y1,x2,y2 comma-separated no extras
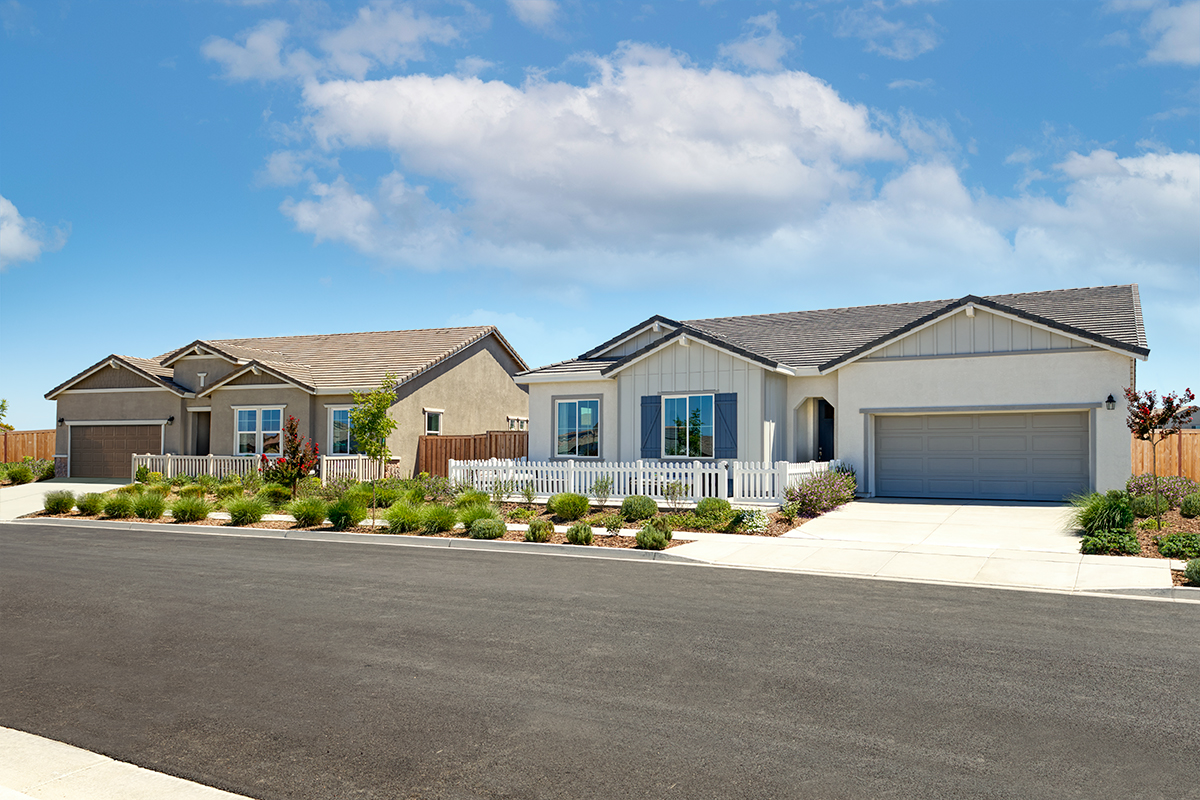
2,522,1197,800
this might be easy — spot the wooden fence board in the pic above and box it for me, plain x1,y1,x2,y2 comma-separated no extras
418,431,528,477
2,429,56,462
1130,430,1199,481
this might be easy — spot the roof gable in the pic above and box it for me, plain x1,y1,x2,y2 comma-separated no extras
45,355,191,399
580,315,681,359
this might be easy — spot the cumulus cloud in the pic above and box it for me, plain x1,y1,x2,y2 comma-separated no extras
1143,0,1200,65
300,44,904,247
508,0,559,32
837,5,940,60
202,2,464,81
0,194,68,270
718,12,795,71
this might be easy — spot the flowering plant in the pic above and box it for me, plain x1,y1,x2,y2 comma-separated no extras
785,469,858,517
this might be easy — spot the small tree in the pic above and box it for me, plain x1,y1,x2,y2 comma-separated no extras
589,474,613,511
662,479,685,512
1124,387,1197,530
0,399,12,432
261,415,319,499
350,373,400,526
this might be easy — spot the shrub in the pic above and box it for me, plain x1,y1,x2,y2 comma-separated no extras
636,522,670,551
327,497,367,531
596,512,623,534
1126,474,1199,507
643,515,672,539
662,480,685,511
490,477,518,505
1157,532,1200,560
621,495,658,522
102,494,135,519
1185,558,1200,585
147,471,164,483
367,480,403,508
507,507,534,522
1139,517,1166,531
35,459,55,481
242,471,263,493
43,490,75,514
319,477,358,502
147,482,173,496
454,489,491,508
170,496,212,523
732,508,770,533
545,493,563,514
295,475,323,498
133,492,167,519
226,496,269,526
420,504,458,535
117,482,144,495
170,473,193,487
470,518,507,539
257,483,293,509
566,522,593,545
696,497,732,519
1131,493,1170,518
779,501,802,523
220,473,243,486
407,473,453,503
1180,493,1200,519
550,492,589,521
179,484,205,499
1069,491,1134,535
525,519,553,543
6,464,34,485
287,496,329,527
385,501,424,533
197,474,218,493
588,474,613,509
785,470,858,517
135,464,150,482
76,492,105,515
1079,529,1140,555
459,503,499,528
215,483,243,501
520,482,537,506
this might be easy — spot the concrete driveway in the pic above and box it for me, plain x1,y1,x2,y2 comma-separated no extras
783,498,1080,553
0,478,126,521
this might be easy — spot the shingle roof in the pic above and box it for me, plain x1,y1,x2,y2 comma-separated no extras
516,357,618,377
518,284,1149,379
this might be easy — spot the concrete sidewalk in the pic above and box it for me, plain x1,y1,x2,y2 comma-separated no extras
0,727,253,799
0,479,125,522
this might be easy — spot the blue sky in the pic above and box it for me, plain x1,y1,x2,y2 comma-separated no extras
1,0,1197,430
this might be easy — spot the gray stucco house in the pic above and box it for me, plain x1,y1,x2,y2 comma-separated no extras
46,326,530,479
515,285,1149,501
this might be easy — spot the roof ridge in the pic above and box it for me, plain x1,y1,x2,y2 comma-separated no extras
210,325,496,344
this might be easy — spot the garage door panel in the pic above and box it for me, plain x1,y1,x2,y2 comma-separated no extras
71,425,161,479
875,412,1089,501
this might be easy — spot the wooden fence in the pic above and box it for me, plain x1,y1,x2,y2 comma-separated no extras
417,431,528,477
2,429,55,462
1131,430,1199,481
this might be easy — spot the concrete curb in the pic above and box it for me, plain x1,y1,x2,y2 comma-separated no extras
5,517,692,564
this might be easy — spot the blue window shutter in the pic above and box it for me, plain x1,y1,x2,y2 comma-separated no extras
714,393,737,459
640,396,661,459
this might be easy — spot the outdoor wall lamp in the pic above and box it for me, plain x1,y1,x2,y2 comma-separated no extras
57,417,65,427
167,416,175,425
1105,394,1116,411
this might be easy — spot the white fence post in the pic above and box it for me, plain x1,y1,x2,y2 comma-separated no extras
775,461,789,502
718,461,728,499
567,460,576,494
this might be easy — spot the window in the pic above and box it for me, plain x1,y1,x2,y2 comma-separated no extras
556,399,599,458
425,411,442,435
329,408,359,455
235,407,283,454
507,416,528,431
663,394,713,458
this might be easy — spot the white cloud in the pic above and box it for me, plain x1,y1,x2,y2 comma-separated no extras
1143,0,1200,65
300,44,904,248
256,150,315,186
718,12,795,71
202,19,315,81
0,194,68,269
887,78,933,90
455,56,495,77
837,5,940,60
508,0,559,32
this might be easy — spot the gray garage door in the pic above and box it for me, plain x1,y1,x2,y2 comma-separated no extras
875,412,1089,501
71,425,161,479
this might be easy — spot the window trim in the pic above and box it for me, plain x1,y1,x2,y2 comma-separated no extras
660,393,715,460
550,395,603,460
326,405,358,455
424,410,442,436
232,405,286,455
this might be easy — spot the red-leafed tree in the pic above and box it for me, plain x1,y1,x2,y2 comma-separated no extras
261,415,319,499
1124,387,1197,528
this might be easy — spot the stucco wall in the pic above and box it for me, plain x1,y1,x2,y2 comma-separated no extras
207,386,314,456
785,373,839,462
73,365,158,390
527,380,619,462
171,357,242,394
835,348,1134,493
54,391,187,455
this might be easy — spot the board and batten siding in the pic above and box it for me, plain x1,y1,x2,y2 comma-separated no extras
616,339,766,463
865,307,1094,361
601,327,674,358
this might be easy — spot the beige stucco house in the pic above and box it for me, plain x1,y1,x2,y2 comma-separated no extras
515,285,1149,501
46,326,530,479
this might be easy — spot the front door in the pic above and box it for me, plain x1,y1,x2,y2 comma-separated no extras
817,399,835,460
194,411,211,455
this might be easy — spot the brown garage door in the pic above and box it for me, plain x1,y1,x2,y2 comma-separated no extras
875,412,1090,501
71,425,162,479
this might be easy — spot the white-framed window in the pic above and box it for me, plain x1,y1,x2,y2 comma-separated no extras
507,416,528,431
556,399,599,458
327,407,359,455
663,394,714,458
425,410,442,435
234,406,283,455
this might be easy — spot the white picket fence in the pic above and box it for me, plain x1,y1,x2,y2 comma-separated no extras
449,458,844,506
129,453,382,483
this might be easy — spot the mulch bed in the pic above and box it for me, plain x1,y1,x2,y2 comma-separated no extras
1125,509,1199,587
